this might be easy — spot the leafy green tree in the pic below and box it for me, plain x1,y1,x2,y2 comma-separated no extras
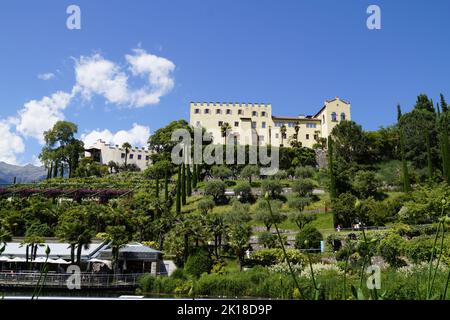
226,221,251,271
261,179,282,199
352,170,381,199
258,231,286,249
295,166,315,179
378,233,407,268
56,206,95,264
399,96,440,170
288,197,315,229
254,199,285,231
211,165,232,180
330,121,368,164
40,121,84,178
294,225,322,251
148,119,190,155
292,178,316,197
197,196,215,215
240,165,259,184
204,180,226,204
234,182,254,203
184,249,213,278
332,192,358,228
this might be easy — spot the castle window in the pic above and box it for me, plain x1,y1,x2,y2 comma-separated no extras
194,108,200,114
238,109,243,115
262,122,266,128
252,121,257,129
331,112,337,122
146,156,150,161
340,113,346,121
138,155,142,160
261,111,266,117
205,108,210,114
252,111,258,117
121,153,125,159
306,134,310,140
234,121,239,127
216,109,221,114
218,121,223,127
226,109,232,115
130,154,134,159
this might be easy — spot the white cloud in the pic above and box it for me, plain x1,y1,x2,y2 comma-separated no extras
126,49,175,106
37,73,55,81
74,54,130,105
74,49,175,108
82,123,150,148
15,91,73,144
0,119,25,164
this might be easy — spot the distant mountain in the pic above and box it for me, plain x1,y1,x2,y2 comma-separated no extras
0,162,47,185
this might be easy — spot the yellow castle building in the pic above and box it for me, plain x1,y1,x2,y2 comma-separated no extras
189,97,351,148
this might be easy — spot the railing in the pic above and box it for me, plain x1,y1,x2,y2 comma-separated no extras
0,272,145,289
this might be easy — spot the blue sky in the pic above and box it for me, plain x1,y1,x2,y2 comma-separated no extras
0,0,449,165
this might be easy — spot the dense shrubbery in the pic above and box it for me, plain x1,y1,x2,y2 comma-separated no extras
295,225,323,251
184,249,213,278
246,248,306,266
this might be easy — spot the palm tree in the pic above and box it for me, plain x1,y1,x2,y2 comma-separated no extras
221,122,232,145
280,125,287,147
75,229,94,265
122,142,132,169
105,225,130,274
294,124,300,143
107,161,117,174
268,126,272,145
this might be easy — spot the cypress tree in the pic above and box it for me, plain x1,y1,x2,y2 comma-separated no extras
192,164,197,189
155,177,160,198
397,104,411,192
164,169,169,202
426,132,433,181
187,164,192,196
440,95,450,183
328,137,337,199
176,165,181,214
47,163,53,180
182,163,187,205
53,162,58,178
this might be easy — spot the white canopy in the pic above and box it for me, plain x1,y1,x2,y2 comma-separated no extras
52,258,70,264
7,257,26,262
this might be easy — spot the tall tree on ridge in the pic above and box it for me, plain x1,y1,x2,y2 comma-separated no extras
397,104,411,192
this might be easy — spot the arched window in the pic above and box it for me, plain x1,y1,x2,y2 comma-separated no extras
331,112,337,122
340,113,346,121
